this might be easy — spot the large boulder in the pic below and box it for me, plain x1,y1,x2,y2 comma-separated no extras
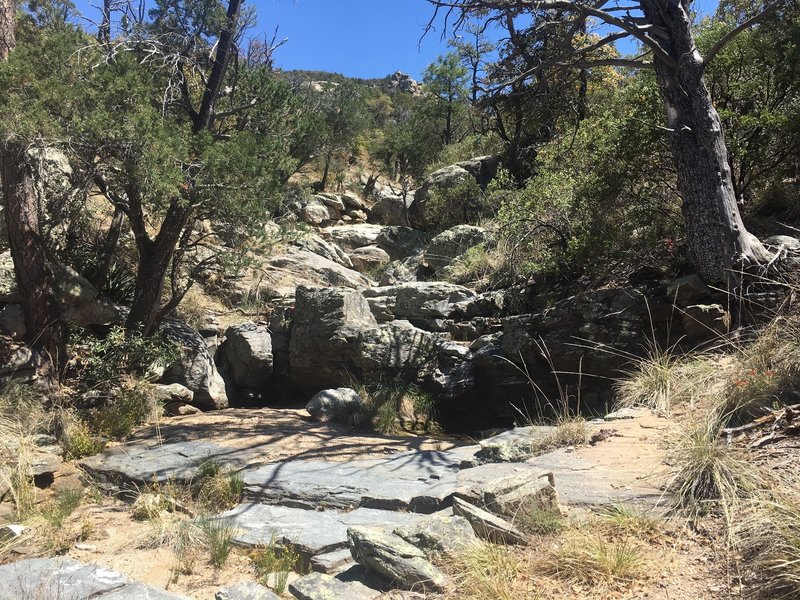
160,319,230,409
217,323,273,392
362,282,476,328
290,233,353,268
322,224,385,252
289,286,378,389
374,227,432,260
393,515,477,558
409,157,499,229
0,251,120,333
369,190,415,227
306,387,366,422
348,246,391,273
420,225,493,273
225,250,373,304
355,321,437,380
347,526,446,592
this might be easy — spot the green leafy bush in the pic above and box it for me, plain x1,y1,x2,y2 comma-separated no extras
70,326,180,389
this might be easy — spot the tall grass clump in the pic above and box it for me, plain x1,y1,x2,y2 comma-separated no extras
738,497,800,599
719,317,800,423
667,408,763,524
447,542,528,600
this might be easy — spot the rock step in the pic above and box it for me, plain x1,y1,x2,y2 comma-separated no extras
221,503,431,558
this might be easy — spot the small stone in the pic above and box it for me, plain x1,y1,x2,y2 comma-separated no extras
288,572,376,600
216,581,281,600
604,407,646,421
0,524,27,541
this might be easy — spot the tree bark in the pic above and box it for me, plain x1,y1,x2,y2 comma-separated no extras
1,144,66,378
126,202,193,335
0,0,14,61
193,0,242,133
644,0,771,286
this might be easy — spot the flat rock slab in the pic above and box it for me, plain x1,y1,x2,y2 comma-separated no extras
80,440,243,488
221,503,431,557
0,557,187,600
526,447,663,508
242,450,461,512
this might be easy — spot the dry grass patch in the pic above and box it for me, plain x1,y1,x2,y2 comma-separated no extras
667,408,766,525
538,529,650,588
446,541,534,600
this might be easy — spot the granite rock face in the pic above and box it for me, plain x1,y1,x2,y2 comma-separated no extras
241,450,460,512
288,286,377,389
218,323,274,392
160,319,230,409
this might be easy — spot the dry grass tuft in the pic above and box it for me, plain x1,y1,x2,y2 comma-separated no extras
447,542,532,600
667,407,764,525
537,528,651,588
738,496,800,599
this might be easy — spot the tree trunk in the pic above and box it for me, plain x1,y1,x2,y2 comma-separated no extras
98,0,111,44
126,204,192,335
646,0,771,286
93,206,124,290
194,0,242,133
0,0,14,61
1,143,66,379
320,151,332,191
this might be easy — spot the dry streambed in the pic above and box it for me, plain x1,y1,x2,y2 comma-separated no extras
0,408,727,599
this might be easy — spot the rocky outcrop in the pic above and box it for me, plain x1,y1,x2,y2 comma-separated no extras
223,251,373,304
409,156,499,229
217,323,273,393
285,192,371,227
362,282,476,329
420,225,493,273
0,557,188,599
160,319,230,409
289,286,378,389
382,71,423,96
347,526,446,592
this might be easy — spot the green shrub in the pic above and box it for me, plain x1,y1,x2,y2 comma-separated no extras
426,177,496,230
70,326,180,389
61,417,105,460
90,386,159,439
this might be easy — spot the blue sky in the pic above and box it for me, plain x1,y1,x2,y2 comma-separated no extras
72,0,721,80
